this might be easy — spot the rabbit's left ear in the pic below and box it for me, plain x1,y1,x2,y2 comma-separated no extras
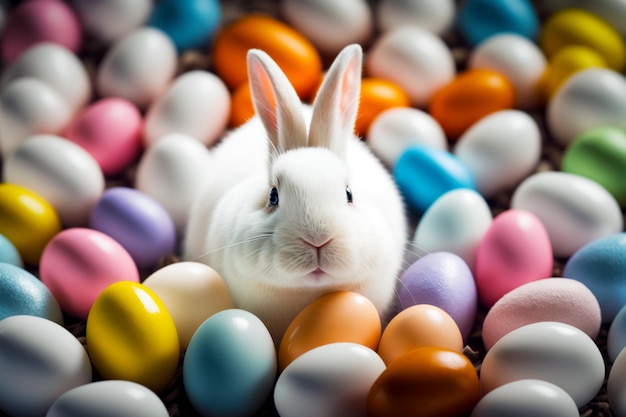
309,44,363,159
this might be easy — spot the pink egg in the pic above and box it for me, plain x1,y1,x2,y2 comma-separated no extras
40,227,140,319
64,98,143,176
1,0,82,64
474,209,553,307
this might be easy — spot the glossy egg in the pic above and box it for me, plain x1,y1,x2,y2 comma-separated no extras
608,304,626,362
275,343,385,417
278,291,381,372
398,252,477,340
376,0,455,35
511,171,623,257
366,25,455,107
0,233,22,267
229,81,254,127
40,228,140,320
608,346,626,417
86,281,179,392
3,134,105,227
89,187,177,269
367,347,480,417
183,309,276,417
543,45,607,99
96,27,177,108
545,0,626,38
143,70,231,147
46,380,169,417
0,183,61,265
480,321,605,408
73,0,152,43
0,315,92,417
355,78,411,137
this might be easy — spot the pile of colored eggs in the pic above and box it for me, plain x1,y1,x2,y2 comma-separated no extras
2,0,626,416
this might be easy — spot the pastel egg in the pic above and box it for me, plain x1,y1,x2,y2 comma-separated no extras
366,25,455,107
471,379,579,417
143,262,234,349
46,380,168,417
0,262,62,323
0,233,22,267
413,189,492,271
482,278,601,350
429,69,516,140
376,0,455,35
86,281,179,392
474,209,553,308
355,78,411,137
143,70,231,148
275,343,385,417
73,0,152,43
480,321,605,408
183,309,276,417
394,145,476,213
1,0,82,64
511,171,623,257
563,233,626,322
608,304,626,362
278,291,381,372
608,345,626,417
135,133,213,233
0,315,92,417
3,134,105,227
40,228,140,320
367,347,480,417
366,107,446,168
468,33,548,109
89,187,177,270
96,27,177,108
398,252,477,340
64,98,143,176
0,183,61,265
378,304,463,365
543,45,608,99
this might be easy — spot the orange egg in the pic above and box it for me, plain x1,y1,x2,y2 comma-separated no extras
278,291,381,372
212,14,322,100
367,347,480,417
356,78,411,136
429,69,515,140
377,304,463,365
229,81,254,128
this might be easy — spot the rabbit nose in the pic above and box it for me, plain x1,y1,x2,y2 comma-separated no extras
300,237,332,251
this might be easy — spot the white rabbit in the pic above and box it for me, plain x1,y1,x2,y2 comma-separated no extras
184,44,408,343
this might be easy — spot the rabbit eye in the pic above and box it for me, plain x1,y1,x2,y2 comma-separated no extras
269,187,279,207
346,185,353,204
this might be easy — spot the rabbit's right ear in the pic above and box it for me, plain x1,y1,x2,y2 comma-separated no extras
247,49,307,159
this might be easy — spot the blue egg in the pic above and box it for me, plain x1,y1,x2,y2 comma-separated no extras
0,234,22,267
0,262,62,323
394,145,476,213
148,0,221,52
608,304,626,362
564,233,626,323
458,0,539,46
183,309,277,417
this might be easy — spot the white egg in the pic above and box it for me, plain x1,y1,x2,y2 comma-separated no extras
376,0,456,35
73,0,153,43
608,346,626,417
454,110,541,197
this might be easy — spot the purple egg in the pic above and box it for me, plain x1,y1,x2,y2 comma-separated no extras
398,252,477,340
90,187,176,269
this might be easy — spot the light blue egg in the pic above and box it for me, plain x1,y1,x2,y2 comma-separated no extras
608,304,626,362
0,234,22,267
183,309,277,417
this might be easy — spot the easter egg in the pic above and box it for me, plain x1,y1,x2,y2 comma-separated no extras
275,343,385,417
0,315,92,417
278,291,381,372
429,69,516,140
454,110,541,197
482,278,601,350
608,304,626,362
96,27,177,108
73,0,152,43
562,126,626,207
0,233,22,267
398,252,477,340
376,0,455,35
90,187,177,269
212,14,321,99
511,171,623,257
143,70,231,147
366,25,455,107
394,145,476,213
355,78,411,137
608,346,626,417
86,281,179,392
40,228,140,320
0,262,62,323
64,98,143,176
46,380,169,417
546,0,626,38
543,46,608,98
0,183,61,265
367,347,480,417
480,322,605,408
474,209,553,308
229,81,254,128
183,309,276,417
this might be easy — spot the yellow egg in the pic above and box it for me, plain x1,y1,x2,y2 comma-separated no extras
544,45,607,98
86,281,179,392
540,8,626,71
0,183,61,265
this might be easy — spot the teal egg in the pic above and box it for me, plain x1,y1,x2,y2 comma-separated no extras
0,234,22,267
